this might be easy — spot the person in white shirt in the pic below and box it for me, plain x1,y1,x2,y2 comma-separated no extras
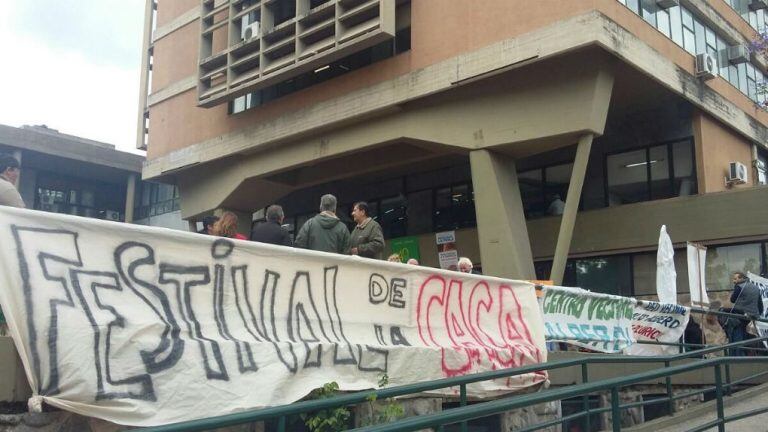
0,154,24,208
547,194,565,216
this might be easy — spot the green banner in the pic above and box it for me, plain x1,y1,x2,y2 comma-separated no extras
389,236,420,263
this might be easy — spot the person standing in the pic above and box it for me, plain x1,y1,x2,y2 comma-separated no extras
725,272,763,355
211,211,248,240
295,194,350,254
0,154,25,208
250,204,292,246
198,215,219,235
458,257,481,275
349,201,384,260
0,154,23,335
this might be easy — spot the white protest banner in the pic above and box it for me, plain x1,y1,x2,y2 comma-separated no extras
627,301,690,356
687,243,709,307
0,207,546,427
748,272,768,347
541,286,635,353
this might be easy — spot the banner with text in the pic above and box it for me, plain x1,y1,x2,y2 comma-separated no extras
541,286,635,353
627,301,690,356
0,207,546,427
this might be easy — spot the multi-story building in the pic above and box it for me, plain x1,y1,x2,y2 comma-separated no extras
139,0,768,302
0,124,186,230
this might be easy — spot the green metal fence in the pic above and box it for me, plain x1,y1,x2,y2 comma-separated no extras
139,309,768,432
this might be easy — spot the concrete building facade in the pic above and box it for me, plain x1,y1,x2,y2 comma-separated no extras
139,0,768,300
0,124,186,231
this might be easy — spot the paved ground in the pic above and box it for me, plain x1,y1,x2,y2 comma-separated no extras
652,388,768,432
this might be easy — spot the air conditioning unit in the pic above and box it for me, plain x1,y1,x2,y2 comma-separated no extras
749,0,768,11
105,210,122,222
695,53,717,80
243,21,261,41
727,45,750,65
656,0,679,9
728,161,748,185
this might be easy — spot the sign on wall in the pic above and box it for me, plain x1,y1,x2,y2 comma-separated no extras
0,207,546,427
389,236,420,263
541,286,635,353
627,301,690,356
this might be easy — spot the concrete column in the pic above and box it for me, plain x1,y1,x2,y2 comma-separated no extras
135,0,154,150
469,150,535,279
549,134,593,285
124,174,137,223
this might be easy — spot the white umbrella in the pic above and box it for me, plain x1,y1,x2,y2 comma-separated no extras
656,225,677,304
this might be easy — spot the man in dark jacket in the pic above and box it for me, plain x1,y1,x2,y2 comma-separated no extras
725,272,763,355
349,201,384,260
295,194,350,254
250,205,292,246
197,215,219,235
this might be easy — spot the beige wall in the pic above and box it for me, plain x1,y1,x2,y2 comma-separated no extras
152,22,199,92
156,0,198,28
693,111,755,193
147,0,768,162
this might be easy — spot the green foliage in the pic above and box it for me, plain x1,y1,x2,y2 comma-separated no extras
363,374,405,427
301,382,351,432
301,376,405,431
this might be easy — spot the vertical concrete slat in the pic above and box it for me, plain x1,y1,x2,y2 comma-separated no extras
136,0,154,150
469,149,535,280
550,134,593,285
124,174,137,223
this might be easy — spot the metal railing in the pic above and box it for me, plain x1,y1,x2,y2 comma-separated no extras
139,310,768,432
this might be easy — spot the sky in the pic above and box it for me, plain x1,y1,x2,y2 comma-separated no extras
0,0,146,153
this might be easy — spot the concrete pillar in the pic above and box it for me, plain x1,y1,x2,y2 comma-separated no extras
135,0,154,150
187,219,198,233
124,174,137,223
549,134,593,285
469,149,535,279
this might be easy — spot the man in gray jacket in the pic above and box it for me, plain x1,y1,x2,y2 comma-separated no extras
725,272,764,355
350,201,384,260
295,194,350,254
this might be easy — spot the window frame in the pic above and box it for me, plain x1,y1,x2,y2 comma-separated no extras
602,137,696,207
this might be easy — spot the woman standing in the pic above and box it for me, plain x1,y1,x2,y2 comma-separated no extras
211,211,248,240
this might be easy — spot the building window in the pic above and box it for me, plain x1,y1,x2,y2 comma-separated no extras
535,242,766,298
757,149,768,185
632,252,690,296
229,3,412,115
379,195,407,238
534,255,632,297
617,0,768,105
35,172,125,221
605,138,696,207
519,163,574,218
705,243,764,292
433,183,476,232
134,182,180,221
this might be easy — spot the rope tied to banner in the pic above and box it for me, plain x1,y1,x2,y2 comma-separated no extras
28,395,43,413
